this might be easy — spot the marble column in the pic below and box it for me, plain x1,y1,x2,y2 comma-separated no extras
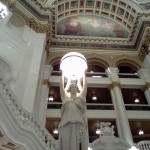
106,67,133,145
38,65,53,125
138,69,150,105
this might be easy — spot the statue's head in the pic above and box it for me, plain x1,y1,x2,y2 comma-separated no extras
68,83,80,95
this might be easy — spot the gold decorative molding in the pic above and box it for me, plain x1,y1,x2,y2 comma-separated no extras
108,81,121,90
0,0,16,8
29,18,50,35
141,82,150,92
138,29,150,61
43,79,50,88
139,44,149,62
29,18,51,52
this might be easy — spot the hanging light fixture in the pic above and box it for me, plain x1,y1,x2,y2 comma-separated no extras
48,95,54,101
92,95,97,101
53,128,58,134
138,129,144,135
95,128,101,134
0,2,8,19
60,52,87,80
134,98,139,103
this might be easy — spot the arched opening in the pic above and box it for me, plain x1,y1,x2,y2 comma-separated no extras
116,60,140,78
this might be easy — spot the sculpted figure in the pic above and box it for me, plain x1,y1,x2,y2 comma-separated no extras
58,73,88,150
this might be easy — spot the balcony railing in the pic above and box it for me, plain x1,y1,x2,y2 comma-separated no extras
118,73,139,78
0,71,58,150
137,141,150,150
47,102,150,111
47,102,114,110
51,71,107,77
125,104,150,111
51,71,140,79
86,103,114,110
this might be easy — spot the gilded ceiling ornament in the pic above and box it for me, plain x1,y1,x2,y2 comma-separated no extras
29,18,51,52
141,82,150,92
138,29,150,61
29,18,50,35
138,44,149,61
108,81,121,90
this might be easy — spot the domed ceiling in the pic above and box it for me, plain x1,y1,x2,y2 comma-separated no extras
14,0,150,52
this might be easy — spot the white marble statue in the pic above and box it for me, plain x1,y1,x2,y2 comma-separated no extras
58,73,88,150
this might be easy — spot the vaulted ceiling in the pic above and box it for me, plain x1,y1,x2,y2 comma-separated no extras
13,0,150,53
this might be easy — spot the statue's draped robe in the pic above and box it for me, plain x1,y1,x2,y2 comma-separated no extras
58,97,88,150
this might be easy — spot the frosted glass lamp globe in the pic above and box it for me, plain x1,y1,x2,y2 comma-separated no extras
60,52,87,79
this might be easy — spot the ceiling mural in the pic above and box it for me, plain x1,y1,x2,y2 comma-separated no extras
12,0,150,51
57,15,129,38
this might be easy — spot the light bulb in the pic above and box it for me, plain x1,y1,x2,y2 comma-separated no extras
48,96,54,101
139,130,144,135
135,98,139,103
53,128,58,134
92,96,97,101
96,129,101,134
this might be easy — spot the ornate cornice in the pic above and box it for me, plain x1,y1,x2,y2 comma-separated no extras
29,18,50,35
29,18,51,52
141,82,150,92
0,0,16,8
108,81,121,90
138,29,150,61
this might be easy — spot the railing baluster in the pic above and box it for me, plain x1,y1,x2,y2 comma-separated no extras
138,141,150,150
0,71,58,149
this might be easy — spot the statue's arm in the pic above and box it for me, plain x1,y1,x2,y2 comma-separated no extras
78,74,87,100
60,74,70,102
77,78,82,93
82,74,87,98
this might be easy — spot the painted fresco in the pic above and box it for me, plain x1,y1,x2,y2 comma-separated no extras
57,15,129,38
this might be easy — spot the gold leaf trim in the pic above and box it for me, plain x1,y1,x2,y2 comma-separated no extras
43,79,50,88
29,18,51,52
108,81,121,90
141,82,150,92
138,29,150,61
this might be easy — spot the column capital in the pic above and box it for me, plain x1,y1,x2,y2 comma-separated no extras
141,82,150,92
43,79,51,88
108,81,121,90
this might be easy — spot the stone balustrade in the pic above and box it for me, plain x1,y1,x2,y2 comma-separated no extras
0,72,58,150
138,141,150,150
